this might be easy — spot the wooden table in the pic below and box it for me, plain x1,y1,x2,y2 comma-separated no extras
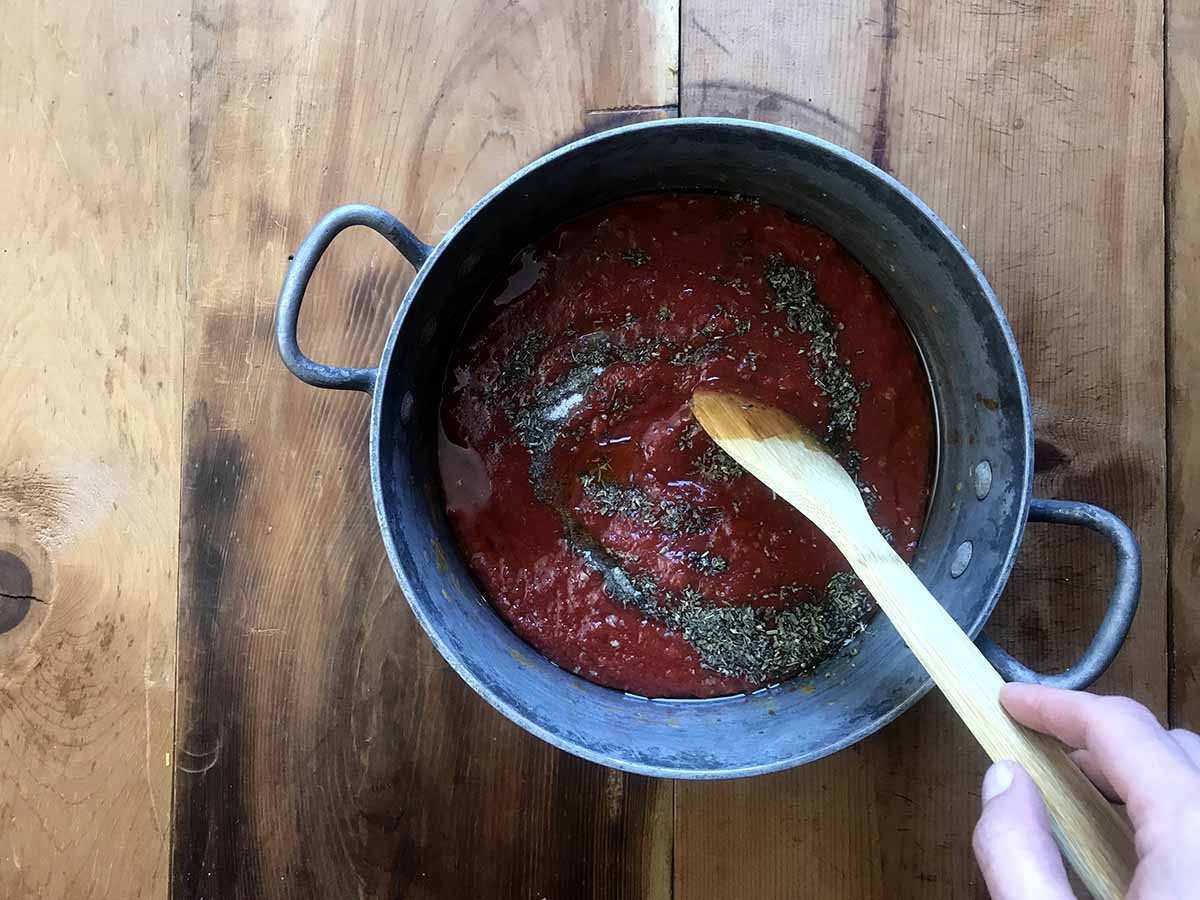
1,1,1189,897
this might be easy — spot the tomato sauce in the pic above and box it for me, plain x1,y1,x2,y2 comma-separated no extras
439,194,935,698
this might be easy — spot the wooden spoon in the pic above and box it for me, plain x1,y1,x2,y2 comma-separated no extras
691,389,1136,900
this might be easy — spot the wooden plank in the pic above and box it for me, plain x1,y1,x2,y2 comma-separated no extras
679,2,1166,897
0,3,186,898
175,2,677,898
1169,3,1200,723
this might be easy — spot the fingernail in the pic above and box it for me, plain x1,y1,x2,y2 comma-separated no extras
982,761,1014,803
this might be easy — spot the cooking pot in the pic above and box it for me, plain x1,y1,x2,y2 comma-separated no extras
274,118,1140,778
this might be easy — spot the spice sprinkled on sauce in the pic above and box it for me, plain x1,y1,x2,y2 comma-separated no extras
439,193,935,698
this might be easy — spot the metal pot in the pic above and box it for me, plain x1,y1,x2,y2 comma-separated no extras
275,118,1140,778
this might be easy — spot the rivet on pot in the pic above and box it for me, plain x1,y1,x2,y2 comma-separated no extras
400,391,414,424
973,460,992,500
950,540,973,578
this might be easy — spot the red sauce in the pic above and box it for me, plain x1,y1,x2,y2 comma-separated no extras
439,194,935,698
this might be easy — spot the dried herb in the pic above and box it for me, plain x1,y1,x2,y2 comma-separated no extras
677,422,702,451
658,500,712,535
764,255,864,438
485,331,549,416
664,306,754,368
505,327,668,503
615,335,665,366
670,342,724,367
685,551,729,575
622,247,651,267
586,565,871,683
562,482,871,682
856,479,880,512
568,332,616,369
513,361,609,502
603,390,631,419
772,583,819,605
845,450,863,478
586,457,612,480
506,332,623,501
579,472,715,536
695,443,744,483
843,449,882,511
822,572,872,631
814,365,861,442
709,274,751,296
765,257,818,328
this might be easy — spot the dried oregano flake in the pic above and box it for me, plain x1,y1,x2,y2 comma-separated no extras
764,255,864,438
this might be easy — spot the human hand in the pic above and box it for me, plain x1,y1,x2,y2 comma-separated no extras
973,683,1200,899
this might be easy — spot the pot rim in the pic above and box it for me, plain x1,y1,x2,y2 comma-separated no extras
367,116,1035,778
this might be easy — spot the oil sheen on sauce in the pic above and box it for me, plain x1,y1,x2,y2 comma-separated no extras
439,194,935,698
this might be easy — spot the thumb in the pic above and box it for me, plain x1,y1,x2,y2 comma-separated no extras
973,761,1076,900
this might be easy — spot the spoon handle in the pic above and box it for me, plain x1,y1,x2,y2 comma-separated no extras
829,519,1136,900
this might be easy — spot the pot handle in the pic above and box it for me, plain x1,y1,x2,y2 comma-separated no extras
275,204,432,393
976,498,1141,690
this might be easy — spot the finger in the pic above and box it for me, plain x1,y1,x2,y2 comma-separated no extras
1069,749,1121,802
973,761,1076,900
1168,728,1200,769
1000,683,1192,824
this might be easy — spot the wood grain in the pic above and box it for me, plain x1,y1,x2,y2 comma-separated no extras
1168,0,1200,726
175,2,677,898
0,2,186,897
681,2,1166,898
2,1,1176,896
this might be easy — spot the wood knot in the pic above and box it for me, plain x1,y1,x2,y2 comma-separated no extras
0,536,53,681
1033,438,1074,472
0,550,35,634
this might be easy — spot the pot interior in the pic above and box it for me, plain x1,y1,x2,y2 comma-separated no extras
373,119,1031,777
